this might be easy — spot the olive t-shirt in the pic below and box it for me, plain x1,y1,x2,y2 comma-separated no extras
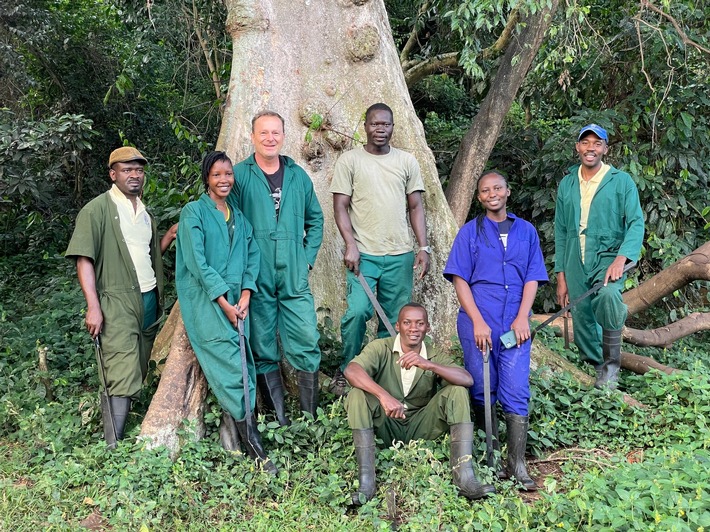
330,146,425,255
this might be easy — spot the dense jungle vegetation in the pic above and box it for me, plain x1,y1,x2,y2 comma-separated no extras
1,0,709,529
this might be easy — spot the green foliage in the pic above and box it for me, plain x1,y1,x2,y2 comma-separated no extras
0,110,98,254
0,0,228,261
2,253,710,528
534,447,710,530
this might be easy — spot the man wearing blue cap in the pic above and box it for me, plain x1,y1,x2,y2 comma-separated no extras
554,125,644,389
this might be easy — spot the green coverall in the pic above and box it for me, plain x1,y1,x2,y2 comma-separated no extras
554,164,644,365
65,192,164,399
345,337,471,445
176,194,261,420
231,154,324,374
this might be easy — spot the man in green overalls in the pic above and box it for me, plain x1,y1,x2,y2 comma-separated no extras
344,303,495,504
231,111,324,425
66,147,177,448
555,124,644,389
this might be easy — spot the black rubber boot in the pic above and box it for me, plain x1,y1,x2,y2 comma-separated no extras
219,411,241,451
109,396,131,441
235,415,278,475
472,404,505,479
595,329,622,390
449,423,496,500
351,428,377,506
100,392,117,449
593,363,603,381
99,395,132,449
297,370,319,419
257,370,291,426
504,413,537,491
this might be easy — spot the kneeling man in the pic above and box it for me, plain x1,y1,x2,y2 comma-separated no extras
344,303,495,504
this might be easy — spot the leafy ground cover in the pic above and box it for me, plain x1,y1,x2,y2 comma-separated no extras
1,254,709,531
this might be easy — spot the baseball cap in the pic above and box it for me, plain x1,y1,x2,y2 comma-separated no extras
577,124,608,142
108,146,148,168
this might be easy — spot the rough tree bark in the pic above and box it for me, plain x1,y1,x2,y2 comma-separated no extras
444,0,559,227
139,303,209,455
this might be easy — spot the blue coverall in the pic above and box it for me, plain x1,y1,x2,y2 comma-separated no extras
444,214,548,416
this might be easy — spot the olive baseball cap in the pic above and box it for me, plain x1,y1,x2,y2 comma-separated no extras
108,146,148,168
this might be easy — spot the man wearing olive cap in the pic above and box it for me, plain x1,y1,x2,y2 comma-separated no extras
554,125,644,389
66,147,177,448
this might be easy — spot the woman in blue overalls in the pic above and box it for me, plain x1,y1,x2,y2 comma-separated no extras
444,171,548,490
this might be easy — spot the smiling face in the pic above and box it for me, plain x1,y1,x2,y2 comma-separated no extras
109,161,145,198
364,109,394,153
575,132,608,174
251,115,284,163
477,172,510,220
206,159,234,201
395,305,430,350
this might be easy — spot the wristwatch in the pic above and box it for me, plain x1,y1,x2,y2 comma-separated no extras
418,246,432,254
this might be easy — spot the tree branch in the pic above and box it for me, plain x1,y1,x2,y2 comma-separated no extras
624,312,710,347
481,9,520,60
445,1,559,225
403,52,460,87
190,0,223,102
399,0,431,64
620,351,678,375
624,240,710,316
640,0,710,56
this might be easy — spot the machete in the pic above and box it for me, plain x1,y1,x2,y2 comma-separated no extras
237,318,252,438
482,343,495,468
95,336,118,444
356,271,397,337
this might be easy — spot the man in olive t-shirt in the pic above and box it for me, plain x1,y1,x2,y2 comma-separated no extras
330,103,430,396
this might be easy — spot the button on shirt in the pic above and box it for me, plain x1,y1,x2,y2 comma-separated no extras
578,163,610,261
109,185,156,293
392,333,428,397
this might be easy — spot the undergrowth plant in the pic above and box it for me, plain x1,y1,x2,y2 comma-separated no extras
1,253,709,530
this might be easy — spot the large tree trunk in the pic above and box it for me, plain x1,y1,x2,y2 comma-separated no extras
444,1,559,226
139,304,208,456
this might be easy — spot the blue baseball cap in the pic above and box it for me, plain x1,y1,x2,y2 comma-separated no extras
577,124,608,142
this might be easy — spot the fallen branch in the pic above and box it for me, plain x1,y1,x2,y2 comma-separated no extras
624,312,710,347
624,240,710,315
531,447,613,468
532,314,681,376
620,351,678,375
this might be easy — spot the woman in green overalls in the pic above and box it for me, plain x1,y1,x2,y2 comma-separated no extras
176,151,275,474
